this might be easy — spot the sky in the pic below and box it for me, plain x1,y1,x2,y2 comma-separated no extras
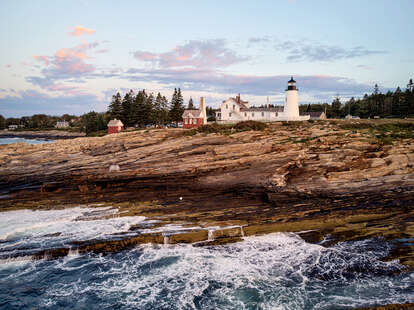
0,0,413,117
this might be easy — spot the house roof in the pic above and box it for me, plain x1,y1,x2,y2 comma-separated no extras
223,97,249,109
182,109,202,118
107,119,124,127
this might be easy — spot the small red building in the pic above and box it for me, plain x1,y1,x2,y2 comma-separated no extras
182,97,207,129
107,119,124,134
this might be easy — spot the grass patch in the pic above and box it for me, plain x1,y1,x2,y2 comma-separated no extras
184,121,267,136
339,120,414,145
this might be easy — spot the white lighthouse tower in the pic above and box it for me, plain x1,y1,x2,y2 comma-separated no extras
280,77,309,121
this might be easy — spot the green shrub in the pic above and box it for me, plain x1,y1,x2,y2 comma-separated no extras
185,121,267,136
234,121,266,131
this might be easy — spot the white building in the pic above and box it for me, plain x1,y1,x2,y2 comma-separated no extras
55,120,70,128
216,77,309,123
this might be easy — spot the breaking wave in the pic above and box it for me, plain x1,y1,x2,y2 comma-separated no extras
1,231,413,310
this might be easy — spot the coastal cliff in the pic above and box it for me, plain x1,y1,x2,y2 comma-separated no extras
1,120,414,266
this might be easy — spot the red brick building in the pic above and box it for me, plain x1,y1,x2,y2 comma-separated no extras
107,119,124,134
182,97,207,129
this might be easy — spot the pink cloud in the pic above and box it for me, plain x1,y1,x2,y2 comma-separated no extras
33,55,49,66
26,42,100,94
133,39,249,69
69,25,96,37
133,51,158,61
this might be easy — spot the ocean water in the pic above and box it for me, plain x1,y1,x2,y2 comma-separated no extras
0,137,55,145
0,207,413,310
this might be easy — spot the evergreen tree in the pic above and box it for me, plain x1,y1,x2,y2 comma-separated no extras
108,93,122,120
407,79,414,92
331,97,342,118
188,97,194,109
82,111,99,135
97,113,107,131
153,92,169,126
121,90,135,126
145,93,155,125
392,87,402,116
134,90,148,127
0,115,5,130
169,88,185,124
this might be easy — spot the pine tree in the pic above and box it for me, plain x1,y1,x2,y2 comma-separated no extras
169,88,185,124
108,93,122,120
121,90,134,126
188,97,194,109
153,93,169,126
0,115,5,130
407,79,414,92
82,111,99,135
392,87,402,116
331,97,342,118
145,93,155,125
134,90,148,127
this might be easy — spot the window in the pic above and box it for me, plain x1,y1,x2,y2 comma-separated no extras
233,104,235,110
252,113,255,117
261,112,264,117
275,113,278,117
226,104,228,109
185,119,188,124
244,112,247,117
229,112,232,117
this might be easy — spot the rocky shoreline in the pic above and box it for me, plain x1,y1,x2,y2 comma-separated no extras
0,120,414,269
0,129,85,140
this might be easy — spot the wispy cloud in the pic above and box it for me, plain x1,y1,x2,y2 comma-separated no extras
121,67,372,98
133,39,249,69
69,25,96,37
248,36,387,62
33,55,49,66
27,42,100,92
281,43,387,62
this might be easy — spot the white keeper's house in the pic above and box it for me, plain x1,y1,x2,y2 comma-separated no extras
216,77,310,123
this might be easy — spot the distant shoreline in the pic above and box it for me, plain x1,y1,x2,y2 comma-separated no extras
0,130,85,140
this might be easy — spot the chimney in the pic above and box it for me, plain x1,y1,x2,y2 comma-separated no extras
237,93,241,104
200,97,207,124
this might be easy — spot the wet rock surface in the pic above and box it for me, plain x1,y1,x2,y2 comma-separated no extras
1,120,414,268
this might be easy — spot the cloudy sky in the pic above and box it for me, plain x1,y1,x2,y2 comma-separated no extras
0,0,413,117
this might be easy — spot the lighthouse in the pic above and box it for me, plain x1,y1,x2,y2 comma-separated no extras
280,77,309,121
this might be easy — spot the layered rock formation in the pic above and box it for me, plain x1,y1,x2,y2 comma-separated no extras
0,120,414,266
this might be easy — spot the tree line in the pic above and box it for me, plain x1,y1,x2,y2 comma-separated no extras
1,80,413,134
0,87,209,134
299,79,414,119
107,88,185,128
